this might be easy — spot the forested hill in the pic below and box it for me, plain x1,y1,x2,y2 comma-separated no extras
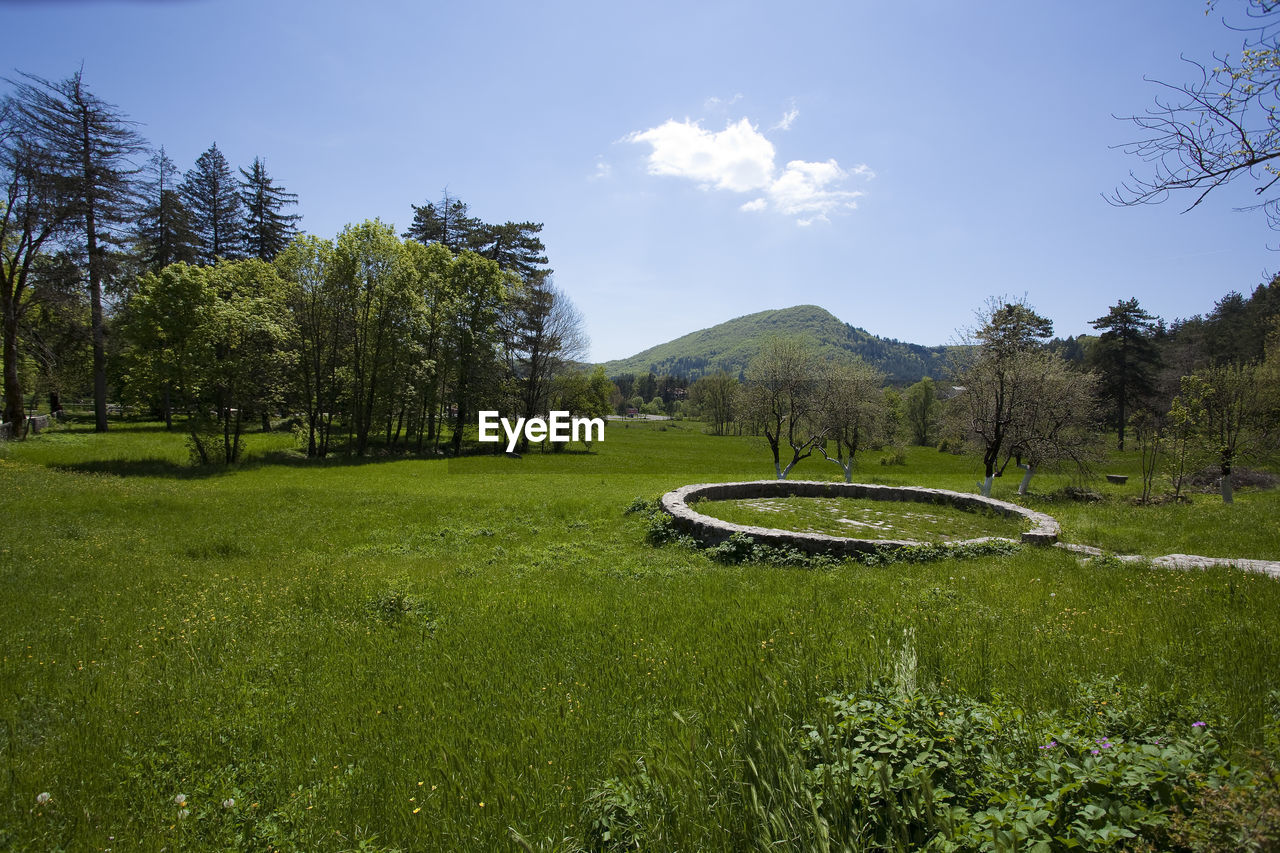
598,305,950,385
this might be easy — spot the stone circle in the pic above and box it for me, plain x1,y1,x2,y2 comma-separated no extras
660,480,1060,557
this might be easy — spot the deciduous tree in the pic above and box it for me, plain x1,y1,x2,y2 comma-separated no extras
1112,0,1280,228
815,359,887,482
739,336,822,479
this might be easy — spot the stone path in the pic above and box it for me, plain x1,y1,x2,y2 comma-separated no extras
1055,542,1280,579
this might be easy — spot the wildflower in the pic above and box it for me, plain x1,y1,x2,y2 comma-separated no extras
36,792,51,805
178,808,189,819
413,807,421,814
1038,741,1057,749
1193,721,1206,728
1091,749,1100,755
173,793,187,806
222,798,235,809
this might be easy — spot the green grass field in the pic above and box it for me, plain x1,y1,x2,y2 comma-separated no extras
3,419,1279,850
693,495,1032,542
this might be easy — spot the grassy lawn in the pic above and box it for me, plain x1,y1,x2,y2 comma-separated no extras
2,419,1278,850
693,495,1032,542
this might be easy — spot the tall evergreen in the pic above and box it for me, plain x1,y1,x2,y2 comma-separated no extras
135,146,197,273
238,157,300,261
1090,297,1161,450
472,221,549,280
182,143,243,264
7,69,146,431
403,190,479,251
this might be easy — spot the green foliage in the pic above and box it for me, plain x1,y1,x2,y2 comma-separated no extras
795,681,1246,851
2,424,1279,850
599,304,949,385
585,679,1273,852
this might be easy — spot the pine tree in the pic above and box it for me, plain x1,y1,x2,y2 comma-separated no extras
135,146,197,273
182,143,243,264
403,190,479,251
238,157,300,261
7,69,146,431
1090,298,1160,450
472,221,549,280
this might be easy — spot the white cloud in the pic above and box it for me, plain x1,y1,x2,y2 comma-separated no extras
769,159,866,223
704,93,743,110
771,107,799,131
627,118,775,193
590,155,612,180
628,116,872,224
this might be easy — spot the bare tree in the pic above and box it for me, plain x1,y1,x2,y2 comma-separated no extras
1111,1,1280,228
739,337,823,479
814,359,887,482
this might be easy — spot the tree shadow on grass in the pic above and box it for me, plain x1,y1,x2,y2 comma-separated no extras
51,447,455,479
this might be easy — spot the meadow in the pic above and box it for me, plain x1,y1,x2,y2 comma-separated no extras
2,419,1279,851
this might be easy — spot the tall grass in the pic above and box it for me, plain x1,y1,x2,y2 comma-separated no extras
1,420,1277,850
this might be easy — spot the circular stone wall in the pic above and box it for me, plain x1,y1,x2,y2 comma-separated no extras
660,480,1060,557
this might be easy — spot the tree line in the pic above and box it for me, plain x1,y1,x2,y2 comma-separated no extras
674,290,1280,503
1,70,605,457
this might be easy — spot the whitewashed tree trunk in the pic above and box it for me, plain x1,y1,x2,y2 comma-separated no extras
1017,463,1036,495
979,475,994,497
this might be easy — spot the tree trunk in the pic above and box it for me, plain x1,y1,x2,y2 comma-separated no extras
1017,463,1035,495
979,475,994,497
2,313,26,437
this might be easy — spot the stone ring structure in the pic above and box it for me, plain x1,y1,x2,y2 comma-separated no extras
660,480,1060,557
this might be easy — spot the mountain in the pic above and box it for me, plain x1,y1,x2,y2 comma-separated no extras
597,305,951,385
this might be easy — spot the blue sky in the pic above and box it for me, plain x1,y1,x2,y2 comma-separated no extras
4,0,1275,361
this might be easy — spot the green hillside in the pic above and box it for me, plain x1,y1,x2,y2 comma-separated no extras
598,305,951,384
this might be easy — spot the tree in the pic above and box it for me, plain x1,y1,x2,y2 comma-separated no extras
503,276,588,450
134,146,196,274
403,190,480,251
688,370,738,435
739,336,823,479
448,250,511,454
950,298,1092,496
8,69,146,432
1000,354,1100,494
815,359,887,482
400,239,457,452
119,259,293,463
902,376,941,446
1112,0,1280,228
276,233,343,456
182,143,243,264
239,157,300,261
473,221,549,279
1173,362,1276,502
1,108,75,434
1090,298,1161,450
330,220,415,455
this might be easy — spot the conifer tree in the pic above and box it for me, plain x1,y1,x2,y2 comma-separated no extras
403,190,479,251
136,146,197,273
7,69,146,431
239,157,300,261
182,143,243,264
1090,298,1160,450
